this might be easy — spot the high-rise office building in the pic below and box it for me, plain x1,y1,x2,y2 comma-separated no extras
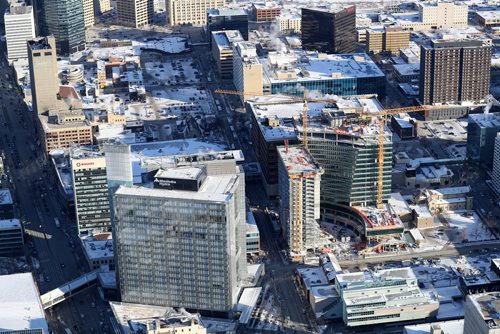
71,152,111,235
44,0,86,55
117,0,154,28
27,36,59,115
467,113,500,166
207,9,249,41
82,0,95,28
278,146,322,260
420,40,491,105
167,0,226,26
301,6,356,54
112,162,247,314
4,5,36,62
211,30,244,80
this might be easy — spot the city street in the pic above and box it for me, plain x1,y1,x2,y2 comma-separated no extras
246,181,316,334
0,57,112,333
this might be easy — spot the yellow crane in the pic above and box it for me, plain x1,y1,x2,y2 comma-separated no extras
356,105,444,208
214,89,443,208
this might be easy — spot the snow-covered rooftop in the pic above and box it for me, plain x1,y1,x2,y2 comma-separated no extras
0,273,48,334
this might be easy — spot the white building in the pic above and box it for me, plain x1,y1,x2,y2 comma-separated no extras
4,5,35,62
336,268,439,326
166,0,226,26
278,145,322,260
492,133,500,192
0,273,49,333
464,292,500,334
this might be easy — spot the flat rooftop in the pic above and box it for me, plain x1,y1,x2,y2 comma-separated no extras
429,186,471,197
337,267,415,288
262,52,385,84
110,302,203,334
0,273,49,334
155,166,204,181
212,30,244,50
80,234,114,260
247,95,389,143
469,292,500,328
115,173,239,203
277,145,322,175
469,113,500,128
0,218,21,230
0,188,13,205
6,5,32,15
354,204,405,230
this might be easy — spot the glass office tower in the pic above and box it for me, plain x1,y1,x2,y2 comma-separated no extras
301,6,356,54
44,0,86,55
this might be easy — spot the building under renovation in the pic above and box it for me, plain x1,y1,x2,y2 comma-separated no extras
278,145,323,260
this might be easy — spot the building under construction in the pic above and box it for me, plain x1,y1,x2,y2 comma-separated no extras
278,145,323,260
247,95,392,206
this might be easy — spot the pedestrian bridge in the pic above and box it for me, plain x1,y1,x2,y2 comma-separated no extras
40,270,100,309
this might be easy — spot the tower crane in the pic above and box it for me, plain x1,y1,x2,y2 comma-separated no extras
214,89,444,208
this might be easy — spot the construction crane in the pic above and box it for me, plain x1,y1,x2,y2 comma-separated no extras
214,89,337,149
214,89,443,208
356,105,444,208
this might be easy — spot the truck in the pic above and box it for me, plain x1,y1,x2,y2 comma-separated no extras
54,218,60,228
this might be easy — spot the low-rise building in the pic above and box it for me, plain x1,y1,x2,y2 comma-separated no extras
80,233,114,270
424,186,473,214
475,11,500,29
0,219,23,256
393,63,419,83
337,268,439,326
464,292,500,334
412,205,434,229
110,302,207,334
0,273,49,333
246,211,260,256
0,189,14,219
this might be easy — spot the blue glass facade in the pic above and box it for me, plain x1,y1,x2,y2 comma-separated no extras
270,76,386,98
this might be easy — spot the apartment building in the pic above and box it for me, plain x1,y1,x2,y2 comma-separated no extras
278,145,322,260
420,40,491,105
167,0,227,26
397,2,468,31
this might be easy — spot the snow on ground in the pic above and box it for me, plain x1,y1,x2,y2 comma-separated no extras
144,58,200,85
149,87,213,117
443,211,495,242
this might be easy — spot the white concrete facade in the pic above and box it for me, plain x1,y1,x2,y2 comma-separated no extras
4,5,35,62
